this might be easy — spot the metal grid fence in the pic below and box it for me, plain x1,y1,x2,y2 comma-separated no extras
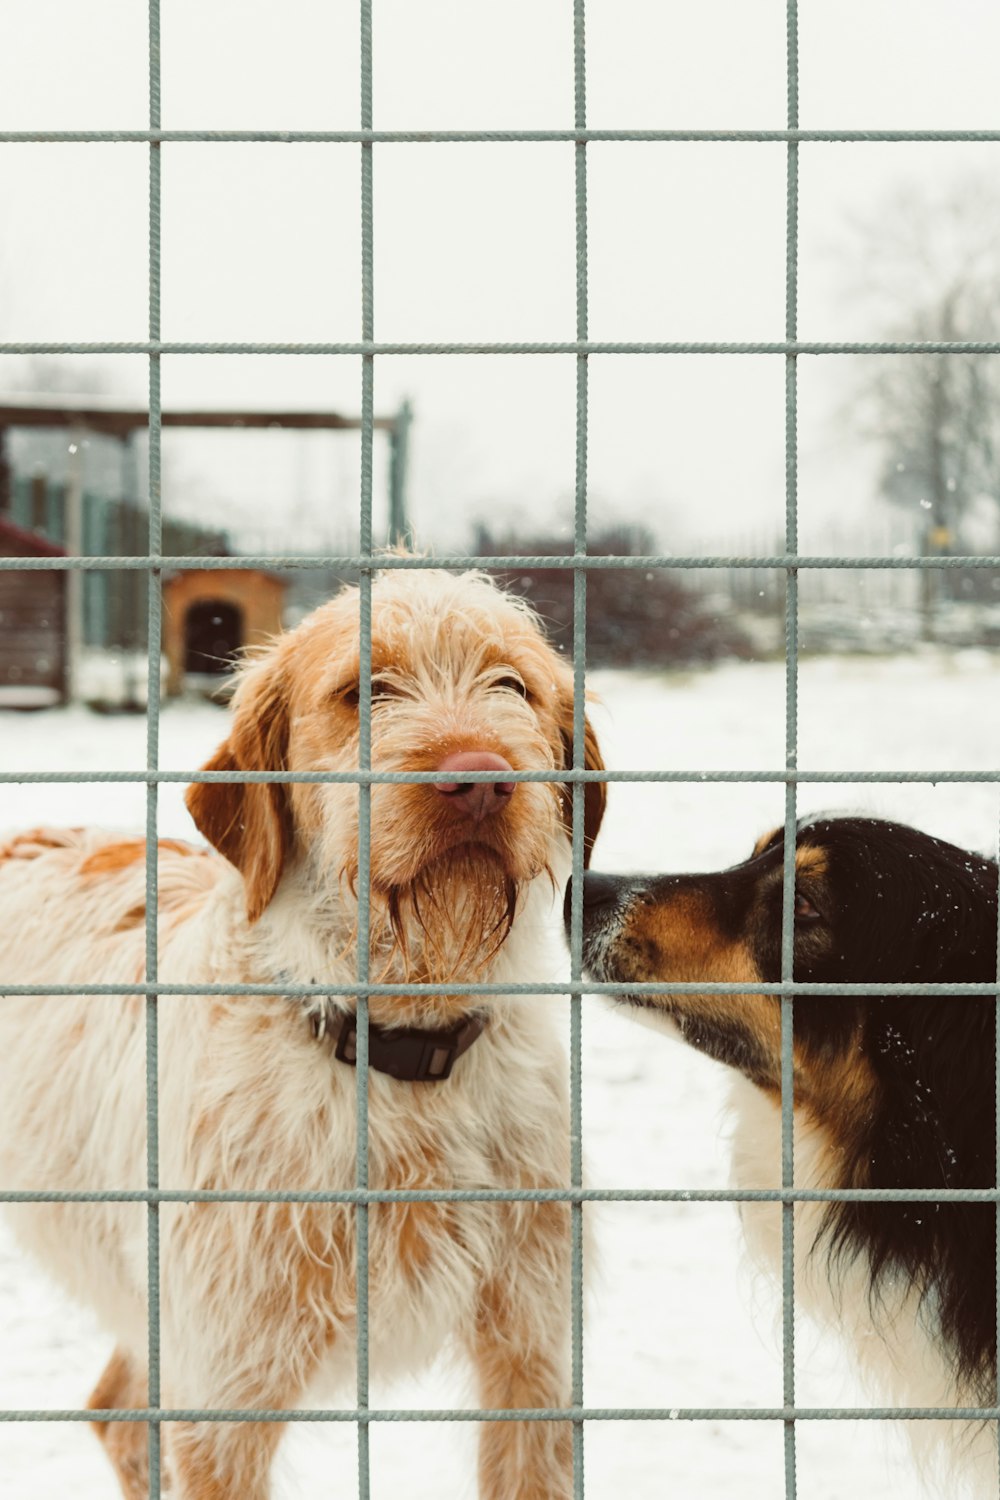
2,3,1000,1498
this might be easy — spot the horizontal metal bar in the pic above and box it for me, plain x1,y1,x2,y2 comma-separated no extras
3,768,1000,787
2,1405,996,1424
3,340,1000,357
2,1186,998,1206
0,403,395,435
4,128,1000,144
2,981,997,997
0,552,998,572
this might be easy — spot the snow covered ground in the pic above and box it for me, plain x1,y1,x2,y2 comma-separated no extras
1,649,999,1499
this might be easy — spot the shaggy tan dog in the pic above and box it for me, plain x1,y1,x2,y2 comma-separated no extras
0,568,605,1500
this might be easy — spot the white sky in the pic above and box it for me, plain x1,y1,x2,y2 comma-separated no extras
2,0,1000,553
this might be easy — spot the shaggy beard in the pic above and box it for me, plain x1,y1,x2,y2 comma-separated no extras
380,846,533,983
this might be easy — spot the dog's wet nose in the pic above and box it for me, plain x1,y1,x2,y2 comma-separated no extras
434,751,516,823
563,872,636,935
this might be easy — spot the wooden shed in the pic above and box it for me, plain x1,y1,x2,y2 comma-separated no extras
162,568,287,696
0,517,67,707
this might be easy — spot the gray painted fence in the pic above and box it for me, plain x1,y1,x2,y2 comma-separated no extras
1,5,998,1500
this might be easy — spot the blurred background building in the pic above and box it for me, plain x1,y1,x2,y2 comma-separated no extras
0,400,411,708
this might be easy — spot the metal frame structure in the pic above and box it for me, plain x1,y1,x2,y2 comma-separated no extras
1,4,999,1499
0,399,413,548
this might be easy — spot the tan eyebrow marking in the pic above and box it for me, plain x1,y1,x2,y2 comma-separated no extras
795,845,828,878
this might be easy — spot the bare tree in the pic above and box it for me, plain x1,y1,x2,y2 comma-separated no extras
845,178,1000,553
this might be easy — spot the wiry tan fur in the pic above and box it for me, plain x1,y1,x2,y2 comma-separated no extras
0,568,605,1500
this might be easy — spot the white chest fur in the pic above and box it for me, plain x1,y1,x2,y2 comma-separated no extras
728,1075,995,1496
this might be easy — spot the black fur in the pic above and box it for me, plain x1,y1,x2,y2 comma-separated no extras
572,817,999,1401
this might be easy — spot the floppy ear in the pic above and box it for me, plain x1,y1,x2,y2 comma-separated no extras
557,697,606,869
184,655,292,924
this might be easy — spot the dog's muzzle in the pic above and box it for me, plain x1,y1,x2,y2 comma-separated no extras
563,871,642,977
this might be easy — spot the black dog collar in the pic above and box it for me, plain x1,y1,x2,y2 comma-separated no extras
310,1006,486,1083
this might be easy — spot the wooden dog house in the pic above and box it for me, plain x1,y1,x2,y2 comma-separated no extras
162,568,287,696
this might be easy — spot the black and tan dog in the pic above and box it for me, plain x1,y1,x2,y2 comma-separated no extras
568,817,998,1487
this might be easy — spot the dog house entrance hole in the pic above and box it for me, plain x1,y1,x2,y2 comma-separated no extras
184,599,243,676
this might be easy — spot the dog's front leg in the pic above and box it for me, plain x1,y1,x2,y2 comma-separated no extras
162,1201,345,1499
87,1342,288,1500
88,1346,153,1500
470,1201,574,1500
168,1412,286,1500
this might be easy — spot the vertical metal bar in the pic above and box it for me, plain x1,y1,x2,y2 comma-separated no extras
995,803,1000,1489
357,2,374,1494
570,3,588,1495
122,434,143,708
387,398,412,546
64,423,85,700
145,0,163,1492
781,3,799,1497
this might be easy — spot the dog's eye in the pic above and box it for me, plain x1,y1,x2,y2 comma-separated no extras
495,674,528,698
794,892,822,923
338,680,400,710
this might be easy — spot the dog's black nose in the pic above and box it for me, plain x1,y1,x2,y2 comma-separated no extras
563,871,631,934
